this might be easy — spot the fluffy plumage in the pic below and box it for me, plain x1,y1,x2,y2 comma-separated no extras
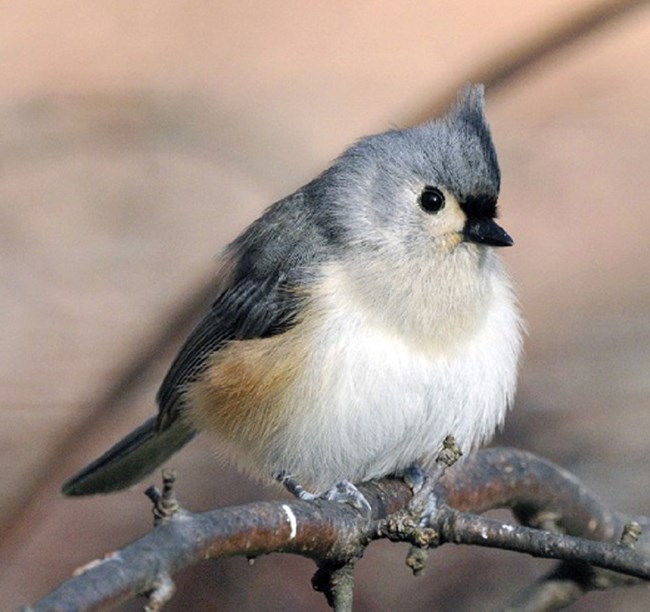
63,84,523,496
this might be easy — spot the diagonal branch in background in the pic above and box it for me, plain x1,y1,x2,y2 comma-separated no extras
26,448,650,612
0,271,219,560
408,0,650,123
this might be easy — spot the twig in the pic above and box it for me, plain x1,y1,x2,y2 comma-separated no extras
433,506,650,579
145,468,182,526
25,448,650,611
144,573,175,612
505,521,646,611
313,561,356,612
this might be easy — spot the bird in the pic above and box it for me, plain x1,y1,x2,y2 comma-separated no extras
62,84,523,506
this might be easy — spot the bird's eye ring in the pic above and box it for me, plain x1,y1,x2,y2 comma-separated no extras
419,186,445,214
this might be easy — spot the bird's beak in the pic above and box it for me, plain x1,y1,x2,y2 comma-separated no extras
463,218,513,247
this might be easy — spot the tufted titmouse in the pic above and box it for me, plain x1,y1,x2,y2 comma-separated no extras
62,85,523,502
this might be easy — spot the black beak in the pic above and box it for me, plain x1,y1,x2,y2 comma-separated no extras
463,217,513,247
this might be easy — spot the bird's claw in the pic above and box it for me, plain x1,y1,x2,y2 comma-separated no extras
402,464,426,495
323,480,372,516
275,472,371,516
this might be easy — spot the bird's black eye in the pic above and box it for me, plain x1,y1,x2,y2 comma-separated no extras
419,186,445,214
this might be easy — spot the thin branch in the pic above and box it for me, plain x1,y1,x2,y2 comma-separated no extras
504,523,645,612
313,561,356,612
25,495,374,611
25,448,650,611
504,560,643,612
432,506,650,579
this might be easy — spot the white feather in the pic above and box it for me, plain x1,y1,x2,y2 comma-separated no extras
262,245,523,491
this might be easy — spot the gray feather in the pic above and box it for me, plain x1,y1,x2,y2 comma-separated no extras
62,192,339,495
61,417,195,496
155,190,339,429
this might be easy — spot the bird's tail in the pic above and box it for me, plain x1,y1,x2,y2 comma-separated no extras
62,417,196,496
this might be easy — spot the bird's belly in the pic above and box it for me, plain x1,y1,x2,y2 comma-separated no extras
264,305,518,491
188,267,521,493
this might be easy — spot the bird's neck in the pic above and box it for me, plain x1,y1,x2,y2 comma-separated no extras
319,245,503,352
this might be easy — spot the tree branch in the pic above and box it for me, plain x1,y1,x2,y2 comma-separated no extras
25,448,650,611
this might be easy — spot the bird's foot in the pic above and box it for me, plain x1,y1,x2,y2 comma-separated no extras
402,463,426,495
275,471,371,516
322,480,372,515
274,470,319,501
406,435,463,525
404,466,438,526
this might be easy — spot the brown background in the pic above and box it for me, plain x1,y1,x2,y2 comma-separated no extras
1,1,649,610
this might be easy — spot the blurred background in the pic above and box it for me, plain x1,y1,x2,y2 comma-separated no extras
1,1,649,610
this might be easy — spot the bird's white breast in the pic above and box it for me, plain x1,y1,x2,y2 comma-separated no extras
269,252,523,491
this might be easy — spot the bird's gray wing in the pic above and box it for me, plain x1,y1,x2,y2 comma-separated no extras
60,264,299,497
156,190,334,430
62,190,336,496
